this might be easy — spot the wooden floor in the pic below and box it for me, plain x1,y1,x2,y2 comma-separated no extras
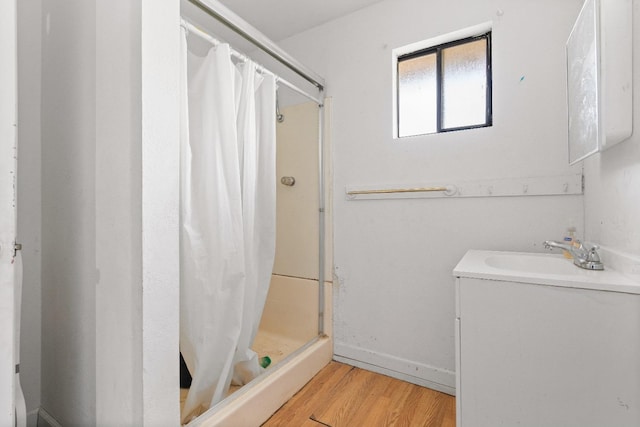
262,361,456,427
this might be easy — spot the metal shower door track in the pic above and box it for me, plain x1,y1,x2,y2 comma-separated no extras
188,0,326,90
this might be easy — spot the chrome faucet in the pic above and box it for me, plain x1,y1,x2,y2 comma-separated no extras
544,240,604,270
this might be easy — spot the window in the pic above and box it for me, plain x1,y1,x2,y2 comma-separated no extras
396,32,492,138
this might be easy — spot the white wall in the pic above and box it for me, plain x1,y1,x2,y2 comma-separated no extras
41,0,97,423
95,0,143,424
139,0,181,424
274,101,321,280
39,0,180,425
17,0,42,421
583,0,640,275
279,0,584,392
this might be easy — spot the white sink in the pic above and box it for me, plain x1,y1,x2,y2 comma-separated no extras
484,252,577,276
453,250,640,294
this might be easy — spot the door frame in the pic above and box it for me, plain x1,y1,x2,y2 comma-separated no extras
0,0,18,424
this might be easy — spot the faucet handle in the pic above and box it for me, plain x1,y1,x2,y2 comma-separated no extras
585,244,601,262
575,242,605,270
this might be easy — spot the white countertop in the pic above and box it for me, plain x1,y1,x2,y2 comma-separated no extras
453,250,640,294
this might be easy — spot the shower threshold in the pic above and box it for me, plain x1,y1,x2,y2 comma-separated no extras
180,329,315,418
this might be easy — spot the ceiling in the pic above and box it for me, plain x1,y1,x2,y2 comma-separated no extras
214,0,386,41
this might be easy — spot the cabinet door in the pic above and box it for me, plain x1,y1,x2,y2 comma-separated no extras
458,278,640,427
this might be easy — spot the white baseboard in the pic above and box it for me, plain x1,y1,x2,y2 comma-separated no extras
26,409,38,427
334,342,456,396
37,408,62,427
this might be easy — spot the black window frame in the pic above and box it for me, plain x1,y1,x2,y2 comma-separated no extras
397,32,493,137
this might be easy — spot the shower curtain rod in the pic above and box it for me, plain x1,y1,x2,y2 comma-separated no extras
188,0,325,91
182,20,323,106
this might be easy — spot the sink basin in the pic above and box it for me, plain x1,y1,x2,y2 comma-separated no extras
453,250,640,294
484,253,577,276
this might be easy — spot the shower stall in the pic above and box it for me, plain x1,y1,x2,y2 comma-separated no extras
179,0,331,425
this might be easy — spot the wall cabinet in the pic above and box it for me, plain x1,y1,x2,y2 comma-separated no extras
566,0,632,164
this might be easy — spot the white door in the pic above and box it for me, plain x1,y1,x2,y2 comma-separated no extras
0,0,18,424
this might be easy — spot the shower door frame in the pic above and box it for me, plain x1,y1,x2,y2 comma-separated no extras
186,0,328,337
187,0,326,90
180,1,330,424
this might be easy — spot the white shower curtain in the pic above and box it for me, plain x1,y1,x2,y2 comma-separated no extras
179,27,277,423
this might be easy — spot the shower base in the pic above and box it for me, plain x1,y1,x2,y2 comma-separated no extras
180,327,308,415
181,274,325,421
228,329,309,396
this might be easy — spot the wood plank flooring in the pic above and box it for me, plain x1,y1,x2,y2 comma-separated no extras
262,361,456,427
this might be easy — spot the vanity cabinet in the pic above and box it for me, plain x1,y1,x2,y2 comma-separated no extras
454,250,640,427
